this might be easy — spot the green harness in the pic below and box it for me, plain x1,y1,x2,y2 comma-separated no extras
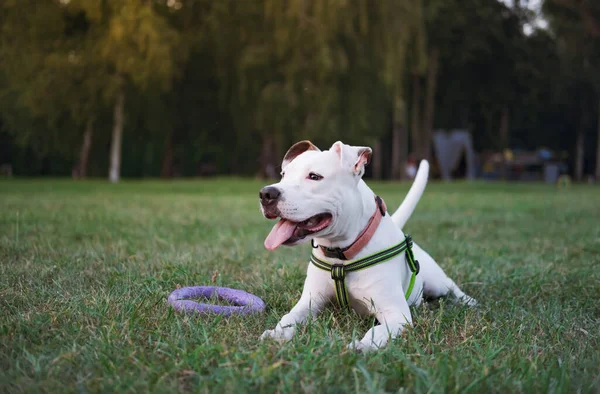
310,234,420,309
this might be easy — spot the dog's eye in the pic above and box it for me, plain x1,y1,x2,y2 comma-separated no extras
307,172,323,181
281,172,285,179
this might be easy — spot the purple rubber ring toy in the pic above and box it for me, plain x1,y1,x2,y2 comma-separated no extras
168,286,266,316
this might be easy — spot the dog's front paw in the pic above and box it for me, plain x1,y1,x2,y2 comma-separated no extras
259,327,294,342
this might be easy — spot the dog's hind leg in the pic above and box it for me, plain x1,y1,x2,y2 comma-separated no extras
437,277,478,307
422,273,477,307
416,247,478,307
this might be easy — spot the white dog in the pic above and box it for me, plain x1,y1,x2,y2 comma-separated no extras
259,140,477,351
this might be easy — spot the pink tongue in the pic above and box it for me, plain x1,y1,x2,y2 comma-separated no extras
264,219,298,250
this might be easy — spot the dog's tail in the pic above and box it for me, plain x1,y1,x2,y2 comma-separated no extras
390,160,429,229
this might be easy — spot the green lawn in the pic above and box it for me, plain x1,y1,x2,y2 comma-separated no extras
1,179,599,393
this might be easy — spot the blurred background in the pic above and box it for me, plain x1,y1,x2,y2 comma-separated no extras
0,0,598,183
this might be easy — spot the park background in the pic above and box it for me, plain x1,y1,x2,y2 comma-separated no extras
1,1,600,393
0,0,599,182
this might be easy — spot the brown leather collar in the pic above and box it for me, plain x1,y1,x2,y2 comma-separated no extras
315,195,387,260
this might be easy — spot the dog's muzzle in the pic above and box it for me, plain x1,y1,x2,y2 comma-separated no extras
260,186,282,218
259,186,281,206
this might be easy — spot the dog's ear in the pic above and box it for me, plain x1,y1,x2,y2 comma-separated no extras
282,140,320,169
331,141,372,177
353,147,372,176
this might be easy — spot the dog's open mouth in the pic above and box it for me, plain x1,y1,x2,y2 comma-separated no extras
264,213,332,250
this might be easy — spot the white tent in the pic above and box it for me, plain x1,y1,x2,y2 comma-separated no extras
432,129,475,181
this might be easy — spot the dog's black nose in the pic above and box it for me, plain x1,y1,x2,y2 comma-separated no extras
259,186,281,205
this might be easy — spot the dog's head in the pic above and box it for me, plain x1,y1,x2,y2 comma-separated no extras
260,140,372,250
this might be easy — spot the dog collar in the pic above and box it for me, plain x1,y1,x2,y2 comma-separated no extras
310,234,420,309
314,195,387,261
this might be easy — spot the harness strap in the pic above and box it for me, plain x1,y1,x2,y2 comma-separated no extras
310,234,420,309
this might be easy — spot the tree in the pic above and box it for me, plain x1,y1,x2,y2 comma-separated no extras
3,0,596,181
543,0,600,181
66,0,188,182
375,1,425,178
205,0,421,178
418,0,534,179
0,0,104,177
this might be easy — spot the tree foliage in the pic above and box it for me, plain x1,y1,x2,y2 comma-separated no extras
0,0,598,179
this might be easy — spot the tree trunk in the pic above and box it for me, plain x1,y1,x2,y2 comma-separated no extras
109,84,125,183
399,121,408,180
161,128,174,179
391,94,407,180
499,106,509,147
575,131,584,182
274,135,283,167
391,123,401,180
373,139,382,180
73,118,94,179
410,73,421,156
259,134,275,179
499,106,510,180
595,99,600,181
421,47,439,162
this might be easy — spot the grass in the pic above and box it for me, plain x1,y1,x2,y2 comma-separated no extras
1,178,599,393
